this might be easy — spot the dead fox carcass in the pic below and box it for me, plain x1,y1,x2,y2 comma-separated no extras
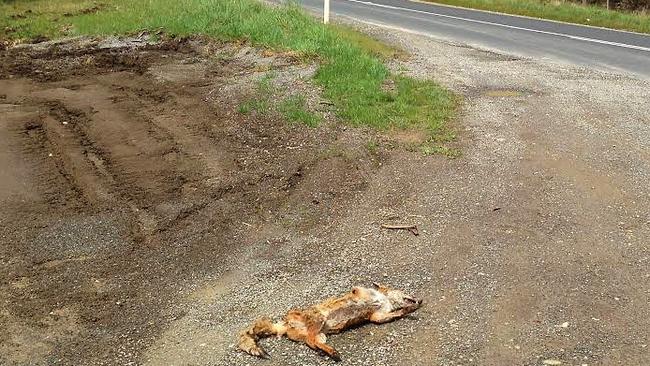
238,283,422,361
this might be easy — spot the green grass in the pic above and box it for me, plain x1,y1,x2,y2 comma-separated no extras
331,24,407,60
422,0,650,33
256,72,276,94
238,73,321,127
1,0,456,145
0,0,100,41
421,144,461,157
237,73,274,114
365,140,379,154
238,98,270,115
279,95,321,127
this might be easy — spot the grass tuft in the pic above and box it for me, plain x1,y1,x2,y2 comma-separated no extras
365,140,379,153
279,95,321,127
421,144,461,158
238,98,269,115
238,73,321,127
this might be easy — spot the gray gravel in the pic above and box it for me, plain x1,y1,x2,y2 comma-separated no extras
4,16,648,366
138,21,650,366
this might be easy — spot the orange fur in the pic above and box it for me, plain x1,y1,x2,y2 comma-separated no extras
238,284,422,362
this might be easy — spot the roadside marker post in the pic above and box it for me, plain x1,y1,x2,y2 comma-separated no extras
324,0,330,23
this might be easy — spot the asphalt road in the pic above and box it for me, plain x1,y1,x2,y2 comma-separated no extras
289,0,650,79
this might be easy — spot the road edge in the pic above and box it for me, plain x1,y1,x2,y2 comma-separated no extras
409,0,650,37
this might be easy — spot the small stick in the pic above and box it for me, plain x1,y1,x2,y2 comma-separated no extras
381,223,419,236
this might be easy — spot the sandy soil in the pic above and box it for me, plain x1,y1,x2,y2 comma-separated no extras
1,25,649,366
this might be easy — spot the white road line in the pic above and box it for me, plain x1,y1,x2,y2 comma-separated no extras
344,0,650,52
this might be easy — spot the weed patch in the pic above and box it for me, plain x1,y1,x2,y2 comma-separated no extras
279,95,321,127
238,73,321,127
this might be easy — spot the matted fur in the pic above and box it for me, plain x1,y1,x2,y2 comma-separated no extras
238,283,422,362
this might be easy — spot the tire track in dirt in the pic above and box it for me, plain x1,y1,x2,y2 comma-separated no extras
0,38,381,365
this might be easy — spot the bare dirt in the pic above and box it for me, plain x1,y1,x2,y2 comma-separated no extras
1,26,649,366
0,36,383,365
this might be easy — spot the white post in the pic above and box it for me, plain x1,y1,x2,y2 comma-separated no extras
324,0,330,24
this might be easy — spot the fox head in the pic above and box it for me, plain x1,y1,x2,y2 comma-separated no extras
372,282,422,310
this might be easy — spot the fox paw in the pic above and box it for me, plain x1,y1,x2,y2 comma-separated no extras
330,351,342,362
248,346,269,359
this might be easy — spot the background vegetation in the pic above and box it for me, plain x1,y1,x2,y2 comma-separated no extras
424,0,650,33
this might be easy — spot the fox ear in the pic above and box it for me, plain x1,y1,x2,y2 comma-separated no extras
372,282,381,289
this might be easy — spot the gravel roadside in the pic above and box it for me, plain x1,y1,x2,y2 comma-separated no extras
203,22,650,366
2,18,648,366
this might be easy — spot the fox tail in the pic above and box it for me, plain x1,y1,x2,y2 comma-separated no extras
238,317,286,358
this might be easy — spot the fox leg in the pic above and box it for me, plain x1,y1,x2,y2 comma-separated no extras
285,312,342,362
307,333,342,362
238,317,287,358
370,302,422,324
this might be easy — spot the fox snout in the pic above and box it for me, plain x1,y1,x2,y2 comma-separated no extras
404,295,421,304
385,294,421,314
400,296,423,313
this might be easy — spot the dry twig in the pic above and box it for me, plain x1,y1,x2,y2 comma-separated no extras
381,223,419,236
